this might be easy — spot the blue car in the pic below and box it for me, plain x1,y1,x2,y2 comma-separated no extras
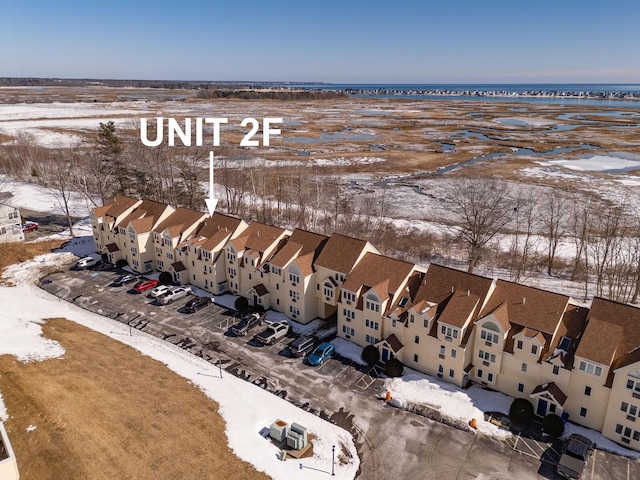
307,342,335,366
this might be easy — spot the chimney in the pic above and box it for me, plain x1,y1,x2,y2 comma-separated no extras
451,286,454,293
522,297,526,305
467,289,470,297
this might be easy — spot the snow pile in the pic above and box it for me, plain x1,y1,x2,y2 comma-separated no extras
332,337,367,366
564,423,640,459
0,252,359,479
0,392,7,421
384,369,513,439
540,153,640,173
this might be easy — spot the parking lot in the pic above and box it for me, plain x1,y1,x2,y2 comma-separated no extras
40,264,640,480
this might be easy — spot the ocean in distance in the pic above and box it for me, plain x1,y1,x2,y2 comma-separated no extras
285,83,640,107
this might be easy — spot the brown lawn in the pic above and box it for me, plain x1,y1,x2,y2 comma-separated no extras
0,318,270,480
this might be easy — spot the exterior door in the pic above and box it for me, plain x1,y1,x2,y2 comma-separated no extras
253,294,258,306
381,347,390,363
537,399,548,417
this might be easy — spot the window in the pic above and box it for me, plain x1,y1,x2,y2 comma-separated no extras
521,363,527,373
487,373,494,382
342,291,356,303
616,424,623,434
479,350,496,363
451,349,457,359
392,319,397,328
289,290,300,301
553,365,560,375
323,285,333,298
132,259,139,268
289,272,300,284
481,329,499,344
271,266,280,275
518,383,524,393
228,267,236,277
166,252,173,260
365,334,378,345
439,345,445,357
550,404,557,414
516,340,523,350
163,238,172,247
580,408,587,418
410,314,415,323
414,335,420,344
365,294,380,313
622,402,629,413
366,319,379,331
579,360,603,376
413,354,419,363
248,274,252,280
290,306,300,317
584,386,592,396
156,247,162,254
438,365,444,374
343,309,355,321
423,318,429,329
131,247,137,255
627,379,640,394
531,345,538,355
203,251,210,260
227,251,236,262
157,260,164,268
449,369,455,378
477,369,483,378
129,234,135,243
342,325,354,336
441,325,458,339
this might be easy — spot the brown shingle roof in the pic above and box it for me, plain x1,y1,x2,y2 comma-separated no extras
545,304,588,369
287,229,328,257
531,382,567,406
117,199,171,233
437,291,480,329
269,241,303,268
241,222,287,253
250,283,269,296
314,233,374,275
189,213,243,247
105,195,140,218
153,207,205,238
382,334,404,353
576,297,640,370
106,243,119,252
171,261,187,272
479,280,570,336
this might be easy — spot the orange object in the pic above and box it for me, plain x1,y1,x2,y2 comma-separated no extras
469,418,478,429
385,391,392,402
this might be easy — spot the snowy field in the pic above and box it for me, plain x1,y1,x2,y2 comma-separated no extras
0,252,359,479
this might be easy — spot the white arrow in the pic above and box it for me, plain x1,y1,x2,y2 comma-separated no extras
205,150,218,216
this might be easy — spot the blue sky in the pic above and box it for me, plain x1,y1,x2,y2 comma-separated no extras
1,0,639,83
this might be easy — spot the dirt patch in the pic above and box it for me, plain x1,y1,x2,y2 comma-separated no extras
0,240,64,276
0,318,270,480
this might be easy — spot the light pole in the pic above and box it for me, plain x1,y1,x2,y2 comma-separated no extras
332,444,335,476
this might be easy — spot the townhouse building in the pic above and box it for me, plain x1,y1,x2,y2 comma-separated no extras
262,229,328,323
313,234,379,320
149,207,207,283
183,213,248,295
91,196,141,255
0,203,24,244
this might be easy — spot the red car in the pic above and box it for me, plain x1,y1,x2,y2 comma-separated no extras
22,222,38,232
132,279,158,293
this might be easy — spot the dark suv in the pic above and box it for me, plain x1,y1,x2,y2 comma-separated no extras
557,434,595,479
184,296,211,313
288,335,316,357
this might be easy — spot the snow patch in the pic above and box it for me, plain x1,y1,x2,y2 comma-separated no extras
26,425,37,432
332,337,367,366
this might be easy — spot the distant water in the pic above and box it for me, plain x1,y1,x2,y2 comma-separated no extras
286,83,640,106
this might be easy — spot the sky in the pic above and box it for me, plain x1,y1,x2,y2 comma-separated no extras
1,0,639,84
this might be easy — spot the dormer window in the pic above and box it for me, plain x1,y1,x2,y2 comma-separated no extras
441,325,458,339
398,296,409,308
365,293,380,313
289,267,300,285
578,360,602,377
342,291,356,304
558,336,571,351
227,250,236,262
480,330,499,345
271,266,281,275
323,282,334,299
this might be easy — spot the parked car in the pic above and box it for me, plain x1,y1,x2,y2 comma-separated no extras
22,221,38,232
288,335,316,357
150,284,171,298
76,256,99,269
132,279,158,293
112,274,137,286
184,296,212,313
159,286,192,305
557,434,595,479
307,342,335,366
231,313,264,336
255,320,290,345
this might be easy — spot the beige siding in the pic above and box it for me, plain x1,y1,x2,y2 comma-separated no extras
602,363,640,449
565,357,611,430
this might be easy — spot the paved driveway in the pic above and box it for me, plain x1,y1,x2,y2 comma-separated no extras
40,266,640,480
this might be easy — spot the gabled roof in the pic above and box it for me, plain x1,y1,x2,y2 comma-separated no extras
531,382,567,406
231,222,286,254
117,199,172,233
342,253,415,312
106,243,119,252
153,207,205,238
437,291,480,329
269,241,303,268
576,297,640,371
93,195,139,219
380,334,404,353
171,261,187,272
546,304,588,369
478,279,570,336
314,233,374,275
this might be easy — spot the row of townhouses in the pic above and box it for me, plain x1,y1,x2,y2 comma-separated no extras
91,196,640,452
0,202,23,244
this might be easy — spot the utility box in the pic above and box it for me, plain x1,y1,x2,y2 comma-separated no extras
270,419,289,442
286,422,308,450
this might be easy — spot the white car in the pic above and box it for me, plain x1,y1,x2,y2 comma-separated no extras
76,256,99,269
159,286,192,305
150,285,171,298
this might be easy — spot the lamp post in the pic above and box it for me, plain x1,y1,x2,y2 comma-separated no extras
332,444,335,476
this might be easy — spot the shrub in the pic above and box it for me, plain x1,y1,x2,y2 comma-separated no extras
384,358,404,377
115,259,128,268
251,304,265,314
509,398,534,425
234,296,249,313
361,345,380,367
158,272,173,285
542,414,564,437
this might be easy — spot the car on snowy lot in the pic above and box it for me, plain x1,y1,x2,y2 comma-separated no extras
132,279,158,293
557,434,595,479
183,296,212,313
150,284,171,298
231,312,264,336
22,221,38,232
158,286,192,305
288,335,317,357
76,256,99,269
254,320,290,345
307,342,335,366
111,274,138,286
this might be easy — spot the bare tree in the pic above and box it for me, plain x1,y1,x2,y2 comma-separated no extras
508,192,539,283
541,192,568,276
37,153,78,236
449,178,515,273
